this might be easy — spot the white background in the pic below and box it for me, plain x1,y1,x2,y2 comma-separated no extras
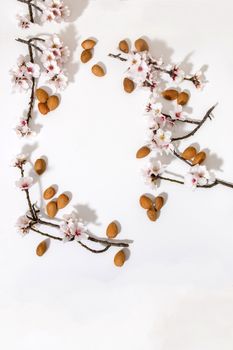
1,0,233,349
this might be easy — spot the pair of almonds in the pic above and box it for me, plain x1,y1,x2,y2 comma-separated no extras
36,88,60,115
162,89,190,106
34,158,46,175
182,146,206,165
46,193,70,218
106,221,119,239
139,194,164,222
136,146,151,159
81,38,105,77
119,38,149,54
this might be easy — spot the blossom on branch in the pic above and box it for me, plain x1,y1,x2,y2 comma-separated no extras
60,212,88,242
16,215,32,235
16,176,33,191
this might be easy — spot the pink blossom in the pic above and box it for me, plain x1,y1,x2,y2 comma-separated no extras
16,177,33,191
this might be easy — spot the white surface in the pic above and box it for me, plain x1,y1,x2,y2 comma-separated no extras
1,0,233,349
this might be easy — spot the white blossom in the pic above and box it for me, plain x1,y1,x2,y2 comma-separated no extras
169,65,185,83
47,71,68,91
16,14,30,29
149,128,174,154
15,119,34,138
185,165,212,189
16,215,31,236
170,105,185,121
39,0,70,23
60,212,88,242
142,159,166,189
16,176,33,191
11,154,27,168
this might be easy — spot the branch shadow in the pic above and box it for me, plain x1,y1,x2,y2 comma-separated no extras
73,203,101,226
65,0,90,21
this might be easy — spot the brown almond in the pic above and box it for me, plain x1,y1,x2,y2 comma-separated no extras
123,77,135,93
154,196,164,211
182,146,197,160
139,195,153,209
106,222,119,239
177,91,189,106
134,38,149,52
119,40,129,53
192,151,206,165
136,146,151,159
114,250,126,267
43,186,56,200
47,95,59,111
46,201,58,218
36,240,47,257
147,208,157,222
57,193,69,210
34,158,46,175
38,102,50,115
36,88,49,103
162,89,179,101
81,39,96,50
91,64,105,77
81,49,92,63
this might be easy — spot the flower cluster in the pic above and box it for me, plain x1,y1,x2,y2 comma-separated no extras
15,118,34,138
11,153,27,168
40,35,69,90
60,212,88,242
10,55,40,92
142,160,166,189
17,0,70,29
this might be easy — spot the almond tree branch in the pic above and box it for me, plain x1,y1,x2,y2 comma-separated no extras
17,0,43,15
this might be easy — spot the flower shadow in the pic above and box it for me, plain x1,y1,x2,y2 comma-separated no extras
65,0,89,21
73,203,101,226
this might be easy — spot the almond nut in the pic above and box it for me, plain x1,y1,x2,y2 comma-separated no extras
34,158,46,175
154,196,164,211
106,222,118,238
136,146,151,159
182,146,197,160
43,186,56,200
162,89,179,101
177,91,189,105
123,77,135,93
139,195,153,209
46,201,58,218
57,193,69,209
147,208,157,221
134,38,149,52
47,95,59,111
91,64,105,77
81,49,92,63
36,240,47,257
114,250,126,267
36,88,49,103
81,39,96,50
38,102,50,115
192,151,206,165
119,40,129,53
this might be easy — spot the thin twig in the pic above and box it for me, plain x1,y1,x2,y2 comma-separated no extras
78,241,111,254
108,53,127,62
172,104,217,141
17,0,43,13
16,38,43,53
30,226,63,241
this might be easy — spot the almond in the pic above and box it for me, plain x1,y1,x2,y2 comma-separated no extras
47,95,59,111
139,195,153,209
34,158,46,175
91,64,105,77
182,146,197,160
81,39,96,50
43,186,56,200
192,151,206,165
147,208,157,221
46,201,58,218
106,222,118,238
134,38,149,52
114,250,126,267
81,49,92,63
136,146,151,159
162,89,179,101
36,240,47,257
36,88,49,103
38,102,50,115
57,193,69,209
177,91,189,105
154,196,164,211
119,40,129,53
123,77,135,93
